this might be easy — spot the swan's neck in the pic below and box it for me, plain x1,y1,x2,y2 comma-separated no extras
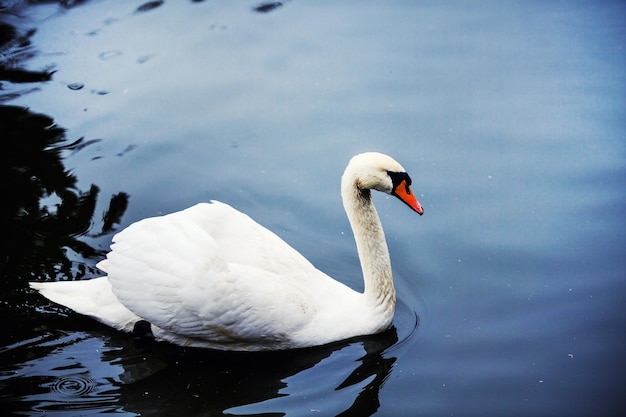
341,178,396,322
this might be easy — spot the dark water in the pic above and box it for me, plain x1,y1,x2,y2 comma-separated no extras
1,1,625,416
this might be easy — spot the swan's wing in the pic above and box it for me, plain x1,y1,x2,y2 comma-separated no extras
98,202,324,347
180,201,320,274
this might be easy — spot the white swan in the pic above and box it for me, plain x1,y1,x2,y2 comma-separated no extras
30,152,423,351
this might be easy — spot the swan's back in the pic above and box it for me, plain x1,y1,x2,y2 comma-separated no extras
100,202,318,278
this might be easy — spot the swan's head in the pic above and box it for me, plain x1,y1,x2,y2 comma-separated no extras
343,152,424,215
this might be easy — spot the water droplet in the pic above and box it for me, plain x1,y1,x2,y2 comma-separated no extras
137,54,155,64
253,2,283,13
99,50,122,61
136,1,164,13
67,82,84,90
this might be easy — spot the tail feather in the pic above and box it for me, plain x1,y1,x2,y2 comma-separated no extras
29,277,141,332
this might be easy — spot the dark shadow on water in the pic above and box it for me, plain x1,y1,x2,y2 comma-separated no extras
0,17,54,102
123,331,397,416
0,312,403,417
0,105,129,305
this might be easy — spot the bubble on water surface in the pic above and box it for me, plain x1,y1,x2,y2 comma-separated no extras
253,2,283,13
99,50,122,61
135,1,164,13
67,82,84,90
137,54,155,64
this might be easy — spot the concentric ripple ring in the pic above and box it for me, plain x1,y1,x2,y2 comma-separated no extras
50,376,97,397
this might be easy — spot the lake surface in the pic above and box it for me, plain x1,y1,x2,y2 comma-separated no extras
1,1,625,416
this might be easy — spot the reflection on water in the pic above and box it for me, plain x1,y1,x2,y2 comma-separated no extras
0,105,129,303
0,312,405,416
0,9,54,101
127,331,398,417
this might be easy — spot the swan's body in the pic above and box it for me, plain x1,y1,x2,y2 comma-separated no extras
30,152,423,351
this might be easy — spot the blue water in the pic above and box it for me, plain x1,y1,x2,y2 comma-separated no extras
1,1,624,416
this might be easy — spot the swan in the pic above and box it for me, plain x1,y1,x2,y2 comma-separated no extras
30,152,423,351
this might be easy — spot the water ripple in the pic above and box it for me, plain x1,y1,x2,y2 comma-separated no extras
50,375,97,397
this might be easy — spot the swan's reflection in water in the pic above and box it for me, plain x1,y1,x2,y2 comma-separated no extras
116,326,399,416
2,305,417,416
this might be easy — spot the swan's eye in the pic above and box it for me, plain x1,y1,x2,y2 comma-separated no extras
387,171,412,189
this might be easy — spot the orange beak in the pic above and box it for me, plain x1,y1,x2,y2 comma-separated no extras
393,180,424,215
